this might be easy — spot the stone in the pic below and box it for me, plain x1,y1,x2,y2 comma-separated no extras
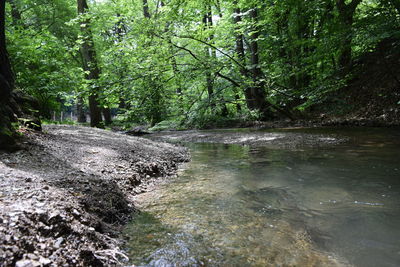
15,259,40,267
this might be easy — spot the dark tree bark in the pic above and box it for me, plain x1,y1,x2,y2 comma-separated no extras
336,0,363,71
0,2,13,97
233,5,271,116
77,96,86,123
77,0,103,127
102,107,112,126
0,0,17,149
234,5,271,119
118,98,126,109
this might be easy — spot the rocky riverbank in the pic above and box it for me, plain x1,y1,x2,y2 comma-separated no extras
0,125,189,266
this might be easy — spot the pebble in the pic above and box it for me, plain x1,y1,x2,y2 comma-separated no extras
26,253,38,260
54,237,64,248
15,259,40,267
72,209,80,216
39,257,51,265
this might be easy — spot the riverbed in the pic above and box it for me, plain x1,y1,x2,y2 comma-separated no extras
124,127,400,267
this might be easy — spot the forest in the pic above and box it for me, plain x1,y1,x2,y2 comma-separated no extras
1,0,400,266
1,0,399,145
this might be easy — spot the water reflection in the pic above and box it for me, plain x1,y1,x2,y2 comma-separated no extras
125,128,400,267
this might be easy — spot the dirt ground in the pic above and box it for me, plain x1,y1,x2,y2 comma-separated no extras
0,125,189,266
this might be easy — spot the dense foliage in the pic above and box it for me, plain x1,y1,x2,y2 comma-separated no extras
4,0,400,128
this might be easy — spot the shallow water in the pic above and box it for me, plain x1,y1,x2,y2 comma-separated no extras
124,127,400,267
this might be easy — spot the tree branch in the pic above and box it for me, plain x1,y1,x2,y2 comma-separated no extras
176,34,248,71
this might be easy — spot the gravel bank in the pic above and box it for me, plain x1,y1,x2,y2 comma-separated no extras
0,125,189,266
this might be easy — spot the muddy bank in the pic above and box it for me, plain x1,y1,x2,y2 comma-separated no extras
0,125,189,266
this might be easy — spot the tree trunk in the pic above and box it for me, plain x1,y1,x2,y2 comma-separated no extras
1,2,14,97
88,94,102,127
0,0,17,150
77,0,103,127
118,97,126,109
160,1,183,96
336,0,363,71
247,7,270,118
102,107,112,126
233,5,253,108
233,5,247,112
233,6,246,72
77,96,86,123
113,13,129,112
203,6,215,111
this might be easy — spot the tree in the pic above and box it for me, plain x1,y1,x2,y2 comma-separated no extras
77,0,103,127
336,0,363,70
247,6,270,117
232,2,273,119
0,0,17,149
3,0,398,129
202,3,216,110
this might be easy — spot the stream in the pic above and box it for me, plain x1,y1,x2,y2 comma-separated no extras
124,127,400,267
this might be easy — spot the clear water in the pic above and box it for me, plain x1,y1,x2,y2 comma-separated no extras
124,127,400,267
